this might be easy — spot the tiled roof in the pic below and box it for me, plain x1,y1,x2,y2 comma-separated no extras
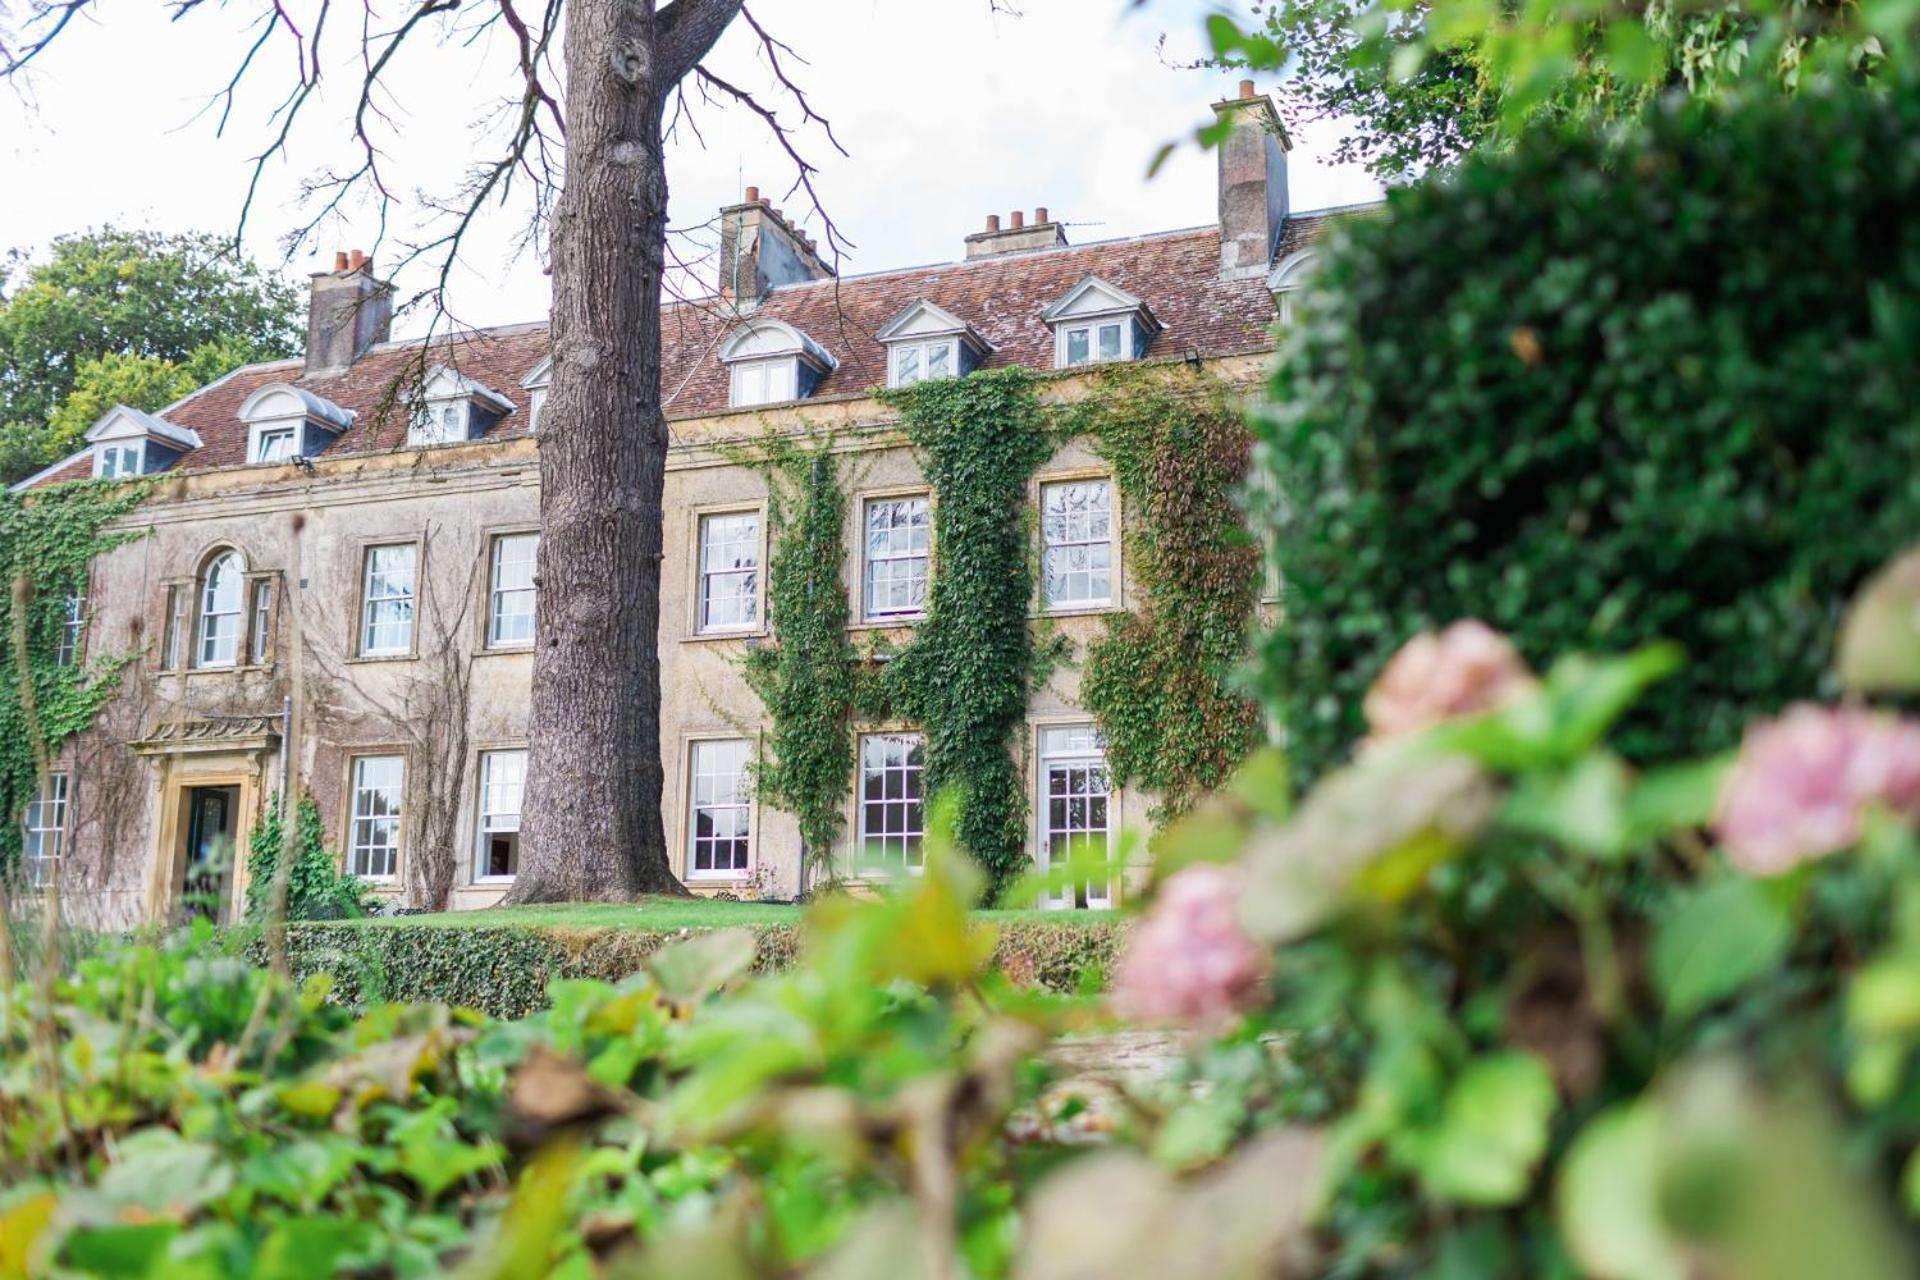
27,210,1358,488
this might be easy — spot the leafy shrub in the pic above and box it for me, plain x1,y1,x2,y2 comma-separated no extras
1120,576,1920,1273
242,793,374,922
233,914,1121,1017
1254,84,1920,783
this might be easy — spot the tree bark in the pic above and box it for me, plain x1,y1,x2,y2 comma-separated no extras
510,0,742,902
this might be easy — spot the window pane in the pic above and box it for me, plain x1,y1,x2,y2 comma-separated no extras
857,733,925,873
895,346,920,386
476,750,526,879
1040,480,1114,609
862,497,931,620
22,773,68,887
248,580,273,664
697,513,759,632
350,756,405,879
196,552,243,667
1065,327,1090,366
489,533,538,646
362,544,417,654
1097,322,1124,360
688,739,752,876
1039,725,1111,908
926,342,951,378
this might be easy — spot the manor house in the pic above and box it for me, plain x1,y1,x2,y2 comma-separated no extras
20,84,1363,925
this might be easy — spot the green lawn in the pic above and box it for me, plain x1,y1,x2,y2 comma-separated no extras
347,898,1118,931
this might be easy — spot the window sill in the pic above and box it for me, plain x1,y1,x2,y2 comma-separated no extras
165,662,278,678
682,627,768,646
1037,602,1121,620
850,616,923,633
345,651,417,665
475,643,535,657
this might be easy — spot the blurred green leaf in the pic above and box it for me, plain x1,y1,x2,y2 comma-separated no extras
645,929,759,1005
1504,750,1631,858
1556,1101,1686,1280
1837,546,1920,693
1651,877,1792,1021
1400,1052,1556,1205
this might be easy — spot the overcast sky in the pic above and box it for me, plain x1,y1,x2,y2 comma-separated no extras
0,0,1381,336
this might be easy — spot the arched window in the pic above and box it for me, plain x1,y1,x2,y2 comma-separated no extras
1268,250,1320,325
195,550,244,668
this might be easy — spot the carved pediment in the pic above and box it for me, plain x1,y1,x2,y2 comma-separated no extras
132,714,283,755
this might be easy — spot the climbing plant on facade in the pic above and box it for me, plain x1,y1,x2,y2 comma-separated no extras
739,437,861,887
1070,366,1264,822
882,369,1054,892
0,477,149,875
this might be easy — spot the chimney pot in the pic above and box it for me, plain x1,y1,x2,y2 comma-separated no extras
348,249,366,271
1239,79,1256,99
744,184,759,203
333,251,349,272
1035,206,1049,224
306,257,391,374
985,214,1001,232
1011,210,1025,229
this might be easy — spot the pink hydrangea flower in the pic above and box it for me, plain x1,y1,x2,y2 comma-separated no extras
1716,704,1920,875
1111,865,1266,1029
1363,620,1537,744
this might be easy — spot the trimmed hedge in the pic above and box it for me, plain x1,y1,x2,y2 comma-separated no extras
1254,85,1920,783
238,918,1124,1018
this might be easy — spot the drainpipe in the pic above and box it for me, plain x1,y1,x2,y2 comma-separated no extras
279,695,292,811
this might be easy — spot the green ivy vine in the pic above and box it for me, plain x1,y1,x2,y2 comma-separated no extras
881,369,1054,892
1068,366,1264,821
0,477,150,874
739,437,861,883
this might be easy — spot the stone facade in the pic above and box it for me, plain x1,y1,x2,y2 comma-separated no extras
29,87,1366,926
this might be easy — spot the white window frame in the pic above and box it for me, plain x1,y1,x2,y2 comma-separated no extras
54,593,83,667
247,576,274,665
695,510,760,634
347,754,404,881
162,583,188,671
473,748,526,882
1055,319,1129,369
1038,723,1113,910
195,550,244,669
1039,478,1115,611
22,772,68,889
93,442,142,479
408,399,467,448
887,338,959,388
359,543,418,657
686,737,753,880
856,732,926,875
250,423,299,464
861,495,931,622
528,386,548,434
728,357,798,409
486,532,538,649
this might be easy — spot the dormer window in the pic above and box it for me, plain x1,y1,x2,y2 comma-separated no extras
409,366,514,448
85,405,198,479
255,428,298,464
239,384,354,465
1268,250,1319,325
1042,276,1161,370
1060,320,1125,368
719,319,835,409
876,300,990,389
94,443,143,479
520,357,552,434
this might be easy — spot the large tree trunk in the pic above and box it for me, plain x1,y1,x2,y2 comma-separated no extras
511,0,742,903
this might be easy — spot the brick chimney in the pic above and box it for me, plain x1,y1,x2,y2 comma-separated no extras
1214,81,1291,280
717,186,836,305
305,250,392,375
964,208,1067,259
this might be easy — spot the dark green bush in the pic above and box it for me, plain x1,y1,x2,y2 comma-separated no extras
1254,85,1920,782
243,793,374,922
237,916,1121,1018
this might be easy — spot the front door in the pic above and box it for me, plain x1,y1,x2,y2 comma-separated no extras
182,785,239,922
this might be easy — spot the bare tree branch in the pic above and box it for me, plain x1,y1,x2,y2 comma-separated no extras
657,0,744,87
